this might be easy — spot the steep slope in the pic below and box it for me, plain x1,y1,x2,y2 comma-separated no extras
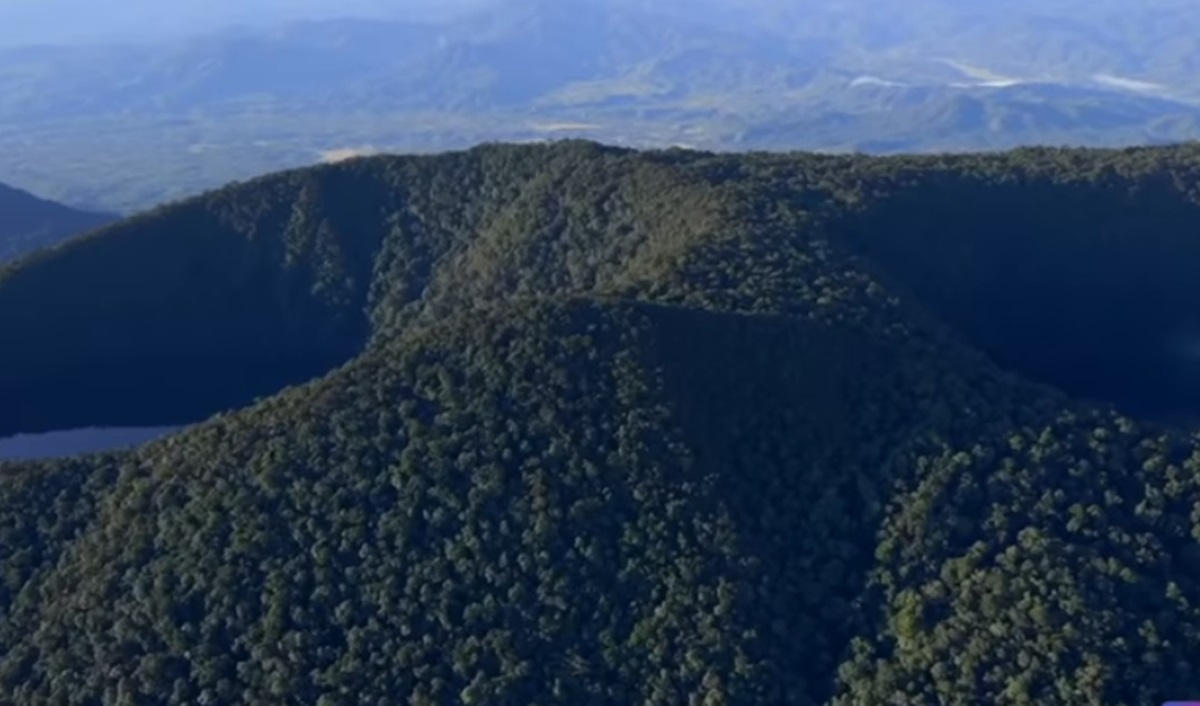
5,141,1200,704
0,182,114,262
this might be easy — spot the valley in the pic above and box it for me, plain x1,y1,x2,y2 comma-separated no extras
4,0,1200,213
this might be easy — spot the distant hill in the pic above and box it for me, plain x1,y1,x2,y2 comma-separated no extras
0,182,114,262
5,141,1200,703
744,81,1200,154
4,0,1200,211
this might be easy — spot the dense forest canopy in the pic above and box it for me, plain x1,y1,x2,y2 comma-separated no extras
4,140,1200,704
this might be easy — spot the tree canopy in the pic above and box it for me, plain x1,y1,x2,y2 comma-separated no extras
4,140,1200,704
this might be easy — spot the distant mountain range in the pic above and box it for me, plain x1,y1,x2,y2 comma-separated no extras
0,183,114,262
2,0,1199,211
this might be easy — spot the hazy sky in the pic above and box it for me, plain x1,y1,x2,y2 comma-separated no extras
3,0,1194,47
0,0,498,45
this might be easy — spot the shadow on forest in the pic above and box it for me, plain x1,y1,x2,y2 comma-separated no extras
835,171,1200,422
643,304,906,702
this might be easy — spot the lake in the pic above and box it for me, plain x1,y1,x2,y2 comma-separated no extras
0,426,180,461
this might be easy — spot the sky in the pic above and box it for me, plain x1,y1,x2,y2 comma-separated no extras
0,0,499,45
2,0,1191,47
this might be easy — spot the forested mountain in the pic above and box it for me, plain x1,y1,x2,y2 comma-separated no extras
0,182,114,262
7,141,1200,704
5,0,1200,212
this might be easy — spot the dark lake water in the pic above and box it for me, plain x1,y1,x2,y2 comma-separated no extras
0,426,179,461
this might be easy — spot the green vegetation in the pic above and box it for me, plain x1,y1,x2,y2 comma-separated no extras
5,140,1200,703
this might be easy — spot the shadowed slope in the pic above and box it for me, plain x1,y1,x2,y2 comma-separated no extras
0,141,730,434
0,166,387,433
821,147,1200,418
